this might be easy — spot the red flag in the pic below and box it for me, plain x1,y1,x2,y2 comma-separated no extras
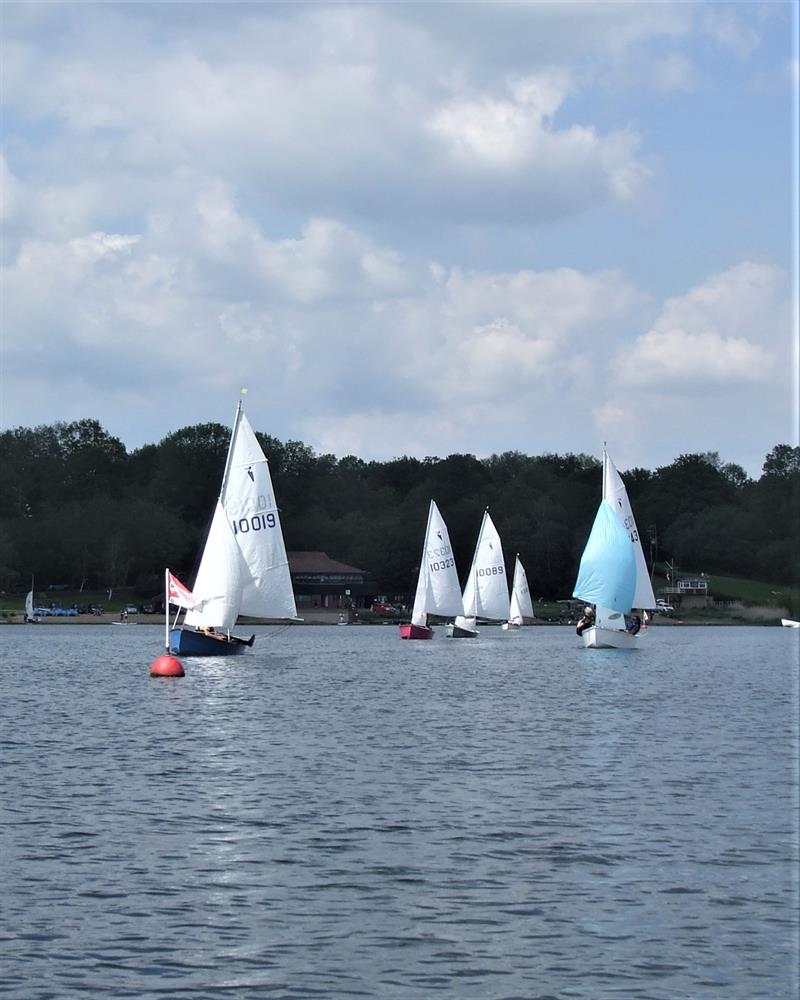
167,570,197,610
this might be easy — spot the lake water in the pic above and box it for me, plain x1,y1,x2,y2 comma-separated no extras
1,623,797,1000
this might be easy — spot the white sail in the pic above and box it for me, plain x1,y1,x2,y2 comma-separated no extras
508,555,534,625
456,510,509,629
596,605,628,632
602,451,656,610
184,500,246,631
184,402,297,631
410,500,463,626
223,412,297,619
25,589,34,620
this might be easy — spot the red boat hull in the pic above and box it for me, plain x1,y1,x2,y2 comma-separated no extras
399,623,434,640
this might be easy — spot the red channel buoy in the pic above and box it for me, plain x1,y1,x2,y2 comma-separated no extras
150,655,185,678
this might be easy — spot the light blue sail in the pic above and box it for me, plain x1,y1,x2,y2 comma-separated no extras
573,499,636,613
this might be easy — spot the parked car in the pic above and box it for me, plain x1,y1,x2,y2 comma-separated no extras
656,600,674,612
124,605,139,615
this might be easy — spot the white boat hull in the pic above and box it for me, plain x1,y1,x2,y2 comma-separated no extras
581,625,640,649
781,618,800,628
501,621,521,631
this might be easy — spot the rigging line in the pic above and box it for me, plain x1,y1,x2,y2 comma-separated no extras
260,623,295,639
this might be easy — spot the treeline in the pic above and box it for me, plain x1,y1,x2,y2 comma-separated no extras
1,419,798,600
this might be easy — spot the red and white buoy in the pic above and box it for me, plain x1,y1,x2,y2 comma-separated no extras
150,655,185,678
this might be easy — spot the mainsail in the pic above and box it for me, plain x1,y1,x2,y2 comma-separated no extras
184,404,297,630
602,452,656,609
410,500,464,627
508,555,534,625
223,412,296,620
455,510,509,629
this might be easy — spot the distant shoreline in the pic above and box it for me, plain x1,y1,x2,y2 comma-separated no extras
0,611,784,627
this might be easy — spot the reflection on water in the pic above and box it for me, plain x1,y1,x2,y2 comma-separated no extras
1,624,798,999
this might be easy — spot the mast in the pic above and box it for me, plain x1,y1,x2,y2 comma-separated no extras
601,444,608,503
474,508,490,619
164,568,170,651
219,396,245,503
414,500,436,625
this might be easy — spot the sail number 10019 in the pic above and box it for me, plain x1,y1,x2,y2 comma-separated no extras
232,512,276,535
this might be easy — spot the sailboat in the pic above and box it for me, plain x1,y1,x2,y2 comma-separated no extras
781,618,800,628
447,509,509,638
24,578,37,623
399,500,464,639
167,396,297,656
502,555,534,630
573,450,656,649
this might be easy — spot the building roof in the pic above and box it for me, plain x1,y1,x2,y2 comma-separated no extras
288,551,369,576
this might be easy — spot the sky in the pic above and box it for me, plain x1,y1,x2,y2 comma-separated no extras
1,1,797,477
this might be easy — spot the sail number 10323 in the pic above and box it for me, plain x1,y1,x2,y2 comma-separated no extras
429,557,455,572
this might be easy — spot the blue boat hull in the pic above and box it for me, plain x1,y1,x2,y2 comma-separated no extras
169,628,254,657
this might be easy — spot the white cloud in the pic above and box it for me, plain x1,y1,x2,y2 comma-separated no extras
427,69,571,169
589,261,791,472
621,328,771,385
0,155,20,224
289,263,644,457
256,218,419,304
651,52,697,93
701,6,760,57
0,3,793,477
617,262,784,388
1,2,662,241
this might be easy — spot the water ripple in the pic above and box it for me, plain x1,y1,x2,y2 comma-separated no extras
1,623,797,999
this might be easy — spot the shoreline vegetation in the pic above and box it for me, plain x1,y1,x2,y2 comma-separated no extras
0,605,790,627
2,425,798,621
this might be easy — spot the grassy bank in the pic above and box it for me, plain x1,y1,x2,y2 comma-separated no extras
2,575,795,624
708,574,798,612
0,586,154,616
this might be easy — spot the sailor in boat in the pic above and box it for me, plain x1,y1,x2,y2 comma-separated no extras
197,626,254,647
575,606,595,636
625,613,642,635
